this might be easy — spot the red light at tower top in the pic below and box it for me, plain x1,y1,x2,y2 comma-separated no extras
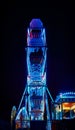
27,18,46,47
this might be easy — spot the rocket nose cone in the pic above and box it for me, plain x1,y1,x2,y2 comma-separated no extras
30,18,43,28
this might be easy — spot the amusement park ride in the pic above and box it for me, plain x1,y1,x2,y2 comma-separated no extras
11,19,75,130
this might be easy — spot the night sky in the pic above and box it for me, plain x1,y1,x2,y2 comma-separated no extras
1,4,75,124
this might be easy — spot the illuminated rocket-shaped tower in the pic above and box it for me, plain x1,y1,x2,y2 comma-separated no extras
11,18,54,130
26,18,47,120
